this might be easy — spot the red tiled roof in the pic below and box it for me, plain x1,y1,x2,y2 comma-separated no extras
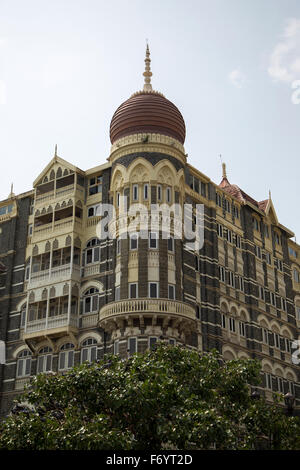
219,178,268,212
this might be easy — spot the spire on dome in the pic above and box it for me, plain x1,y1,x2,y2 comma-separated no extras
143,42,153,92
219,161,230,188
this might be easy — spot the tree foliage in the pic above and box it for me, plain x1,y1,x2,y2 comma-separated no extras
0,345,299,450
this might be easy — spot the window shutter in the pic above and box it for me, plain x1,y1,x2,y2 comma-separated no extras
91,346,97,362
59,352,65,370
17,360,23,377
81,348,88,363
68,350,74,368
46,355,52,371
25,358,31,376
92,295,99,312
94,247,100,262
129,338,137,355
37,356,43,373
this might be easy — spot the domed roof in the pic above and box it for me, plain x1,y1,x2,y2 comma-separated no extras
109,45,186,145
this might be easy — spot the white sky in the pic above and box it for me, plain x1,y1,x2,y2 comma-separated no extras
0,0,300,238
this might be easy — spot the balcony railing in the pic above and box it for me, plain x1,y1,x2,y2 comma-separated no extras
24,313,78,335
32,217,82,241
28,264,80,288
99,298,195,322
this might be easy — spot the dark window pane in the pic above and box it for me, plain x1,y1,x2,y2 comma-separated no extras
129,338,137,355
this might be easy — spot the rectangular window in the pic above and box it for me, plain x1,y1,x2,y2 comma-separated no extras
130,233,138,250
117,192,120,207
143,184,149,200
289,247,297,258
129,283,138,299
253,218,260,231
256,246,262,259
265,225,269,238
259,286,265,301
157,185,162,201
266,373,272,390
221,314,226,329
166,187,171,203
169,338,176,346
167,236,174,252
117,238,121,255
228,271,235,288
229,317,236,332
217,224,223,237
149,282,159,298
263,328,269,345
114,340,119,355
219,266,225,283
128,337,137,356
238,276,244,292
226,229,232,243
168,284,175,300
239,321,246,337
149,337,157,350
89,175,102,195
149,232,158,249
270,292,276,307
266,252,272,265
274,333,280,349
225,200,231,213
235,234,241,248
285,338,291,353
132,184,139,201
216,193,222,207
281,298,287,312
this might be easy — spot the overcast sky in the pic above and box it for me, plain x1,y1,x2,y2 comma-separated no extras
0,0,299,238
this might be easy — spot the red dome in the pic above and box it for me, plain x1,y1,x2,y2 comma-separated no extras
110,91,186,145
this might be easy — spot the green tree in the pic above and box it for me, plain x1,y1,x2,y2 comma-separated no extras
0,345,299,450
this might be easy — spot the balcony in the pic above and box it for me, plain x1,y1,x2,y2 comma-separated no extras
28,264,81,288
23,313,78,341
99,298,196,333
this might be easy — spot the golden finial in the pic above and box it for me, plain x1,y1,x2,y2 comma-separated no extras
269,189,271,199
143,42,153,92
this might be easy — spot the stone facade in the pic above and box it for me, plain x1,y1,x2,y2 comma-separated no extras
0,127,299,419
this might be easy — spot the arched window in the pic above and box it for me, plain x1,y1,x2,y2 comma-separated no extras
37,346,53,373
59,343,74,371
16,350,32,378
85,238,100,265
82,288,99,314
81,338,97,363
